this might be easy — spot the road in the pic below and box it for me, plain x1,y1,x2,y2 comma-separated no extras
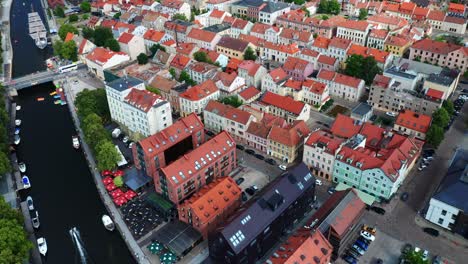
8,66,87,90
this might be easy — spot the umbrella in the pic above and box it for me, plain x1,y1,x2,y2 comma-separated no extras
102,170,112,176
147,242,164,254
124,190,137,200
160,252,177,264
111,189,124,199
106,183,117,191
102,176,113,185
113,170,124,177
115,196,128,207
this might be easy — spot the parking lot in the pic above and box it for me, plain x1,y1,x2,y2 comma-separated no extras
231,166,270,201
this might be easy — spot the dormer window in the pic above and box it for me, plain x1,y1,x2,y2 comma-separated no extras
356,162,362,168
346,158,353,164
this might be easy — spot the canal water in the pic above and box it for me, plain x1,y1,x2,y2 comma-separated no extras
10,0,136,263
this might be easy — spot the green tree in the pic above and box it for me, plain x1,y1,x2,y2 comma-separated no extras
82,14,89,20
80,1,91,12
69,14,79,22
82,27,95,40
137,53,149,64
293,0,305,4
96,140,120,171
345,54,381,85
317,0,340,15
93,27,113,47
82,116,109,149
193,51,211,63
432,108,450,128
402,248,430,264
0,197,32,264
53,40,64,57
301,6,311,17
61,40,78,61
219,96,243,108
54,6,65,18
426,125,444,147
105,38,120,52
146,86,161,95
0,152,11,177
150,43,166,56
321,14,329,20
442,100,454,116
113,176,124,187
243,47,257,61
358,8,368,20
58,24,78,41
75,89,111,122
169,68,177,79
172,13,188,21
179,70,196,86
113,12,121,19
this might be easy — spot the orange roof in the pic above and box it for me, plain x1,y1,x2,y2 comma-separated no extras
385,35,410,47
143,29,166,42
238,86,260,101
269,231,332,264
161,131,235,186
318,54,336,66
268,67,289,83
232,18,249,29
305,130,344,154
170,54,191,70
372,74,391,89
261,92,306,115
176,42,198,55
303,79,327,95
283,79,303,91
268,121,310,147
251,22,275,34
85,47,128,65
124,89,163,112
339,20,370,31
331,114,362,138
317,69,335,81
425,88,444,100
238,60,262,76
264,42,300,54
301,48,320,58
312,36,331,49
448,2,465,13
239,34,267,47
347,44,390,64
179,177,241,226
427,10,445,21
64,32,74,42
187,28,217,43
411,38,463,55
100,19,117,29
283,56,311,73
226,57,242,71
396,110,431,133
204,100,253,125
367,13,408,28
161,0,185,9
399,2,416,13
334,73,362,89
118,32,134,44
329,37,352,50
280,28,312,43
179,80,218,101
369,29,389,39
209,9,226,18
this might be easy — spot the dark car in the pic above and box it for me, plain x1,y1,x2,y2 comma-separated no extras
245,187,256,196
423,227,439,237
236,177,245,185
346,250,359,259
343,255,357,264
236,144,245,150
206,130,215,136
241,191,248,201
327,187,336,195
265,158,277,165
375,259,383,264
255,154,265,160
370,206,386,215
245,149,255,155
400,192,409,201
402,243,412,254
462,88,468,93
423,149,435,155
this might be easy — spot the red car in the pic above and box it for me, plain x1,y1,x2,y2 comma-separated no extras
102,170,112,176
113,170,124,177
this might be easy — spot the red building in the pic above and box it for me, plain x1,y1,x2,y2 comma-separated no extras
160,131,237,204
178,177,241,238
133,113,205,194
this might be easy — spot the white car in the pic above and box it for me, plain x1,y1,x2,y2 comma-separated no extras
278,164,287,171
315,179,323,186
360,230,375,241
459,95,468,100
414,247,429,260
385,111,397,117
15,119,21,126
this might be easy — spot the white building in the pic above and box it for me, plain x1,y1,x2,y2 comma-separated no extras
259,91,310,123
302,79,330,109
117,32,146,61
336,20,371,46
179,79,220,117
316,70,365,102
159,0,191,20
186,28,221,50
85,47,130,80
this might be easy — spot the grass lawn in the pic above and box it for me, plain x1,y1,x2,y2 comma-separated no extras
327,105,349,118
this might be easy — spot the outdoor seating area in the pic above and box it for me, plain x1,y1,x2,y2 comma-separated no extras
147,241,178,264
101,170,139,207
121,199,163,239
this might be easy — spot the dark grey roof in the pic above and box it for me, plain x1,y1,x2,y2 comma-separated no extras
412,0,429,7
203,23,231,33
351,103,372,117
426,68,458,86
106,76,143,92
432,149,468,212
261,1,290,13
153,221,202,256
219,163,315,254
235,0,265,8
384,66,417,80
217,36,250,52
124,167,152,191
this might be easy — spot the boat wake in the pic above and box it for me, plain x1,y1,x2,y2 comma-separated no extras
69,227,90,264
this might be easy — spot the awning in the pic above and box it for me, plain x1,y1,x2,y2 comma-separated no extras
335,183,376,206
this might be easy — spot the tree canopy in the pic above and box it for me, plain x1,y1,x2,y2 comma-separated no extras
91,27,114,47
75,89,111,123
179,70,196,86
426,125,444,148
0,197,32,264
442,100,454,116
54,40,78,61
432,108,450,128
80,1,91,12
358,8,368,20
345,54,382,85
96,140,120,171
104,38,120,52
317,0,341,15
69,14,79,23
172,13,188,21
243,47,257,61
137,53,148,65
402,249,430,264
194,51,211,63
150,44,166,56
54,6,65,18
58,24,78,41
219,96,243,108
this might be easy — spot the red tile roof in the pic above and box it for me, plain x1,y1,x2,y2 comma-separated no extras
268,67,289,83
305,130,344,155
339,20,370,31
246,121,271,139
347,44,390,64
385,35,410,47
176,42,198,56
170,54,191,70
283,79,303,91
283,56,311,73
369,29,389,39
300,48,320,58
280,28,312,43
303,79,327,95
317,69,335,81
251,22,277,35
204,100,253,125
444,16,466,25
64,32,74,42
427,10,445,21
264,42,300,54
238,60,262,76
124,89,163,112
318,54,336,66
312,36,331,49
396,110,431,134
180,80,219,101
331,114,362,138
143,29,166,42
118,32,134,44
238,86,260,101
187,28,217,43
161,0,185,9
448,2,465,14
425,88,444,100
329,37,352,50
268,121,310,147
367,13,408,28
86,47,128,65
412,38,464,55
261,92,306,115
232,18,249,29
399,2,416,14
209,9,226,18
372,74,391,89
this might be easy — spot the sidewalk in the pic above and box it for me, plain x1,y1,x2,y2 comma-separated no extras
61,78,152,264
414,214,468,250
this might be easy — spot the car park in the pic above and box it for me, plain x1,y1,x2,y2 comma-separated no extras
236,177,245,185
245,149,255,155
360,230,375,241
423,227,439,237
278,164,287,171
352,244,365,255
265,158,276,165
370,206,386,215
236,144,245,150
254,154,265,160
400,192,409,201
343,255,357,264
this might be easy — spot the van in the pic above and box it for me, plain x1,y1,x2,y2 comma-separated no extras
112,128,121,138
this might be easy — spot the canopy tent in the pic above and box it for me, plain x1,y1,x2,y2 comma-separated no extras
124,167,152,191
101,170,112,176
114,196,128,206
160,252,177,264
113,170,124,177
103,176,113,185
148,241,164,255
152,221,202,257
124,190,137,200
335,182,376,206
106,183,117,191
110,189,124,199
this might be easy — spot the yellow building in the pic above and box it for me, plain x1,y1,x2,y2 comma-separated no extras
266,121,310,163
216,36,253,60
384,36,411,57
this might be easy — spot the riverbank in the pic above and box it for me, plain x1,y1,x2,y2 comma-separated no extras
60,78,151,264
0,0,13,83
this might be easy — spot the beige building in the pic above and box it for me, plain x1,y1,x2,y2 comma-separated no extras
179,80,220,117
336,20,371,46
409,39,467,73
117,33,146,61
259,92,311,123
267,121,310,163
394,110,431,140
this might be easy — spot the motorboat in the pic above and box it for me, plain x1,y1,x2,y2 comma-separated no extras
31,211,40,229
15,119,21,126
16,105,21,111
18,162,26,173
22,175,31,189
72,136,80,149
14,127,20,135
37,237,47,256
102,215,115,231
14,135,20,145
26,196,34,210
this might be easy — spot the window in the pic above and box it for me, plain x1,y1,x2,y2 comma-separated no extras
441,210,447,216
438,218,444,224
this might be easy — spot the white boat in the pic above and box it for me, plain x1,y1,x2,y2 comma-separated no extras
32,211,40,229
37,237,47,256
72,136,80,149
14,135,20,145
19,162,26,173
22,175,31,189
15,119,21,126
16,105,21,111
28,11,48,49
26,196,34,210
102,215,115,231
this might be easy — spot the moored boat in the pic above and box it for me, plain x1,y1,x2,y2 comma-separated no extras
72,136,80,149
37,237,47,256
102,215,115,231
32,210,40,229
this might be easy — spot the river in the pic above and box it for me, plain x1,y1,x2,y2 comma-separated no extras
10,0,135,263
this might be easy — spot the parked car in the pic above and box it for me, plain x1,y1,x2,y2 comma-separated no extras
370,206,386,215
236,144,245,150
358,237,371,246
265,158,276,165
245,185,258,195
241,192,247,202
112,128,121,138
315,179,323,186
400,192,409,201
122,136,129,144
343,255,357,264
236,177,245,185
422,227,439,237
360,230,376,241
462,88,468,93
278,164,287,171
385,111,397,117
245,149,255,155
352,244,365,255
327,187,336,195
355,239,368,251
459,94,468,100
254,154,265,160
346,249,359,259
402,243,412,254
362,225,377,235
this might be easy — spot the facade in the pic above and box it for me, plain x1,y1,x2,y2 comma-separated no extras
186,28,222,50
302,79,330,109
179,80,220,117
117,32,146,60
316,70,365,102
159,0,191,20
208,163,316,264
425,149,468,239
409,39,468,73
267,120,310,163
160,131,237,204
350,102,373,122
394,110,431,140
237,60,267,89
336,20,371,46
328,37,352,64
213,72,245,96
85,47,130,79
384,35,411,57
238,86,261,104
203,100,257,143
261,67,289,95
178,177,241,239
216,36,252,60
148,75,187,114
260,91,310,123
186,61,220,84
